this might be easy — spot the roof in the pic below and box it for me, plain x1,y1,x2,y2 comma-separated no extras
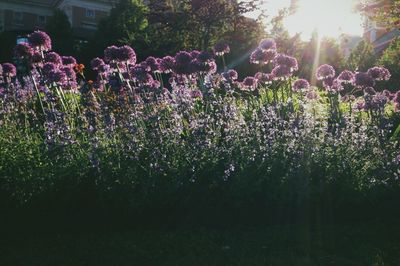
0,0,59,8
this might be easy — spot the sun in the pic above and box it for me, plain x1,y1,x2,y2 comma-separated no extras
283,0,364,40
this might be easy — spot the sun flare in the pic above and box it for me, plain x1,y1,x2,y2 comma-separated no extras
283,0,363,40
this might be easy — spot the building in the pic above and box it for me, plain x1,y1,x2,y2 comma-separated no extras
362,0,400,53
0,0,119,38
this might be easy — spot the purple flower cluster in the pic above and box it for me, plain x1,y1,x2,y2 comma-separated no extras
242,76,258,90
250,39,278,65
28,31,52,51
292,79,310,92
337,70,355,84
104,45,137,64
213,41,230,56
14,43,34,59
2,63,17,77
223,69,238,82
250,49,277,65
62,56,77,67
316,64,335,81
272,54,298,80
367,67,391,81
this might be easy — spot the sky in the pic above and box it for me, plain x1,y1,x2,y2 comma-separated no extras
248,0,364,40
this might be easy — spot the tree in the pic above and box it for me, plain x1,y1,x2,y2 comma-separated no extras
45,9,74,55
377,37,400,91
80,0,149,65
299,33,345,83
345,40,376,72
360,0,400,29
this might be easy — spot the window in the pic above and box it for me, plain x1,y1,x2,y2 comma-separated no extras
37,16,46,24
85,9,95,18
13,11,23,22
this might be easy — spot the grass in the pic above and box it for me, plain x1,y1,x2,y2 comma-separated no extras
1,221,399,266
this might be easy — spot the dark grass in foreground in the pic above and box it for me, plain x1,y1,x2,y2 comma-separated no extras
1,222,399,266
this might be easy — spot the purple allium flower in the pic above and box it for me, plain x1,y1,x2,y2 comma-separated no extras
61,66,76,81
250,48,277,65
175,51,193,75
98,64,110,74
188,59,202,74
45,52,62,65
104,46,119,63
42,62,57,75
191,89,203,99
31,52,43,65
223,69,238,81
316,64,335,81
28,30,52,51
292,79,310,92
190,50,201,59
242,76,258,90
213,41,230,56
337,70,355,84
255,72,273,85
259,38,276,51
91,57,105,71
206,61,217,74
175,51,192,66
160,56,175,73
323,78,343,92
14,43,34,59
306,90,319,100
197,51,214,63
372,92,389,110
61,56,77,67
354,72,375,88
273,54,298,71
2,63,17,77
117,45,137,63
130,65,153,85
367,66,391,81
271,65,292,80
47,70,67,85
145,56,160,72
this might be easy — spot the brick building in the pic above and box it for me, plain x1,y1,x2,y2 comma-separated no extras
362,0,400,53
0,0,119,38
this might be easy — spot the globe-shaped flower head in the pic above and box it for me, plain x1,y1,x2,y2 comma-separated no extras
316,64,335,81
337,70,355,84
242,76,258,90
367,67,391,81
213,41,230,56
28,31,52,51
2,63,17,77
159,56,175,74
61,56,77,67
258,38,276,51
14,43,34,59
250,48,277,65
292,79,310,92
91,58,105,71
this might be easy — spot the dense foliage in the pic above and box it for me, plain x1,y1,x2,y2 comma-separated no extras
0,31,399,214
